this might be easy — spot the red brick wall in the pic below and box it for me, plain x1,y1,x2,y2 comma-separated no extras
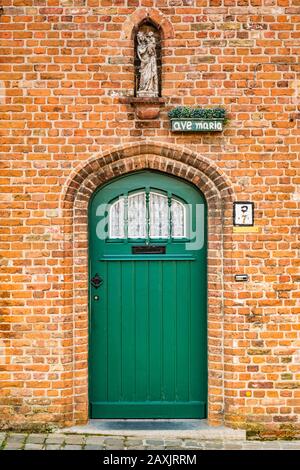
0,1,299,436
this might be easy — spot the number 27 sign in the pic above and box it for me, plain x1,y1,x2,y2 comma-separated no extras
233,202,254,226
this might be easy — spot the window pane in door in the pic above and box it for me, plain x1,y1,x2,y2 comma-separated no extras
171,199,185,238
128,192,146,238
109,197,125,238
149,192,169,238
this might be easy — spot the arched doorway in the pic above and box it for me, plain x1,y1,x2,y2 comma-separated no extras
88,171,207,418
62,142,234,427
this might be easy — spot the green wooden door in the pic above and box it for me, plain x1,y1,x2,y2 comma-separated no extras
89,171,207,418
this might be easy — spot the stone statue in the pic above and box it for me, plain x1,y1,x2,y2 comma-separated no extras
137,31,158,97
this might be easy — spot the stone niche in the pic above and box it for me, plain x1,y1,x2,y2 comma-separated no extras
120,20,164,120
134,20,162,98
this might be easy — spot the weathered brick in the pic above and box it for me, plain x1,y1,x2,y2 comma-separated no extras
0,1,299,440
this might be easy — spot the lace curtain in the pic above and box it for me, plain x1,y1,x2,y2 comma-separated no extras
109,191,185,239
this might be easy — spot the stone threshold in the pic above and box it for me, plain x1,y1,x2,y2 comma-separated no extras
58,419,246,441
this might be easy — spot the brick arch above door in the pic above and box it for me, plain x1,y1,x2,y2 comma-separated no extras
61,142,235,427
63,142,233,207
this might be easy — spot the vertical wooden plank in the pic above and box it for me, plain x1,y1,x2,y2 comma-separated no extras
121,261,135,401
135,261,149,402
107,261,122,402
162,261,176,402
148,261,163,401
176,260,190,402
90,262,108,404
197,251,208,401
190,260,202,402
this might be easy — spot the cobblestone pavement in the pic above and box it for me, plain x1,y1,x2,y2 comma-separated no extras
1,433,300,450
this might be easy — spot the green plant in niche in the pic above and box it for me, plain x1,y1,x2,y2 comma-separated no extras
168,106,227,122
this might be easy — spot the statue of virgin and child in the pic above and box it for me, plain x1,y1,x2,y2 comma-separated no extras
137,31,159,97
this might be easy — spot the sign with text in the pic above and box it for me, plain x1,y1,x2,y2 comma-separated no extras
171,119,224,132
233,202,254,226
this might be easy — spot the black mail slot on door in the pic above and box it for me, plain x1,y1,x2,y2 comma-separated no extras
132,245,166,255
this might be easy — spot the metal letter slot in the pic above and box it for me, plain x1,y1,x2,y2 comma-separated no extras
132,245,166,255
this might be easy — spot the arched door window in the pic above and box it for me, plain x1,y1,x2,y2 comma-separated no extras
109,190,186,240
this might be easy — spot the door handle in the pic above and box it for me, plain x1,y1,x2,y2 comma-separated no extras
91,273,103,289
